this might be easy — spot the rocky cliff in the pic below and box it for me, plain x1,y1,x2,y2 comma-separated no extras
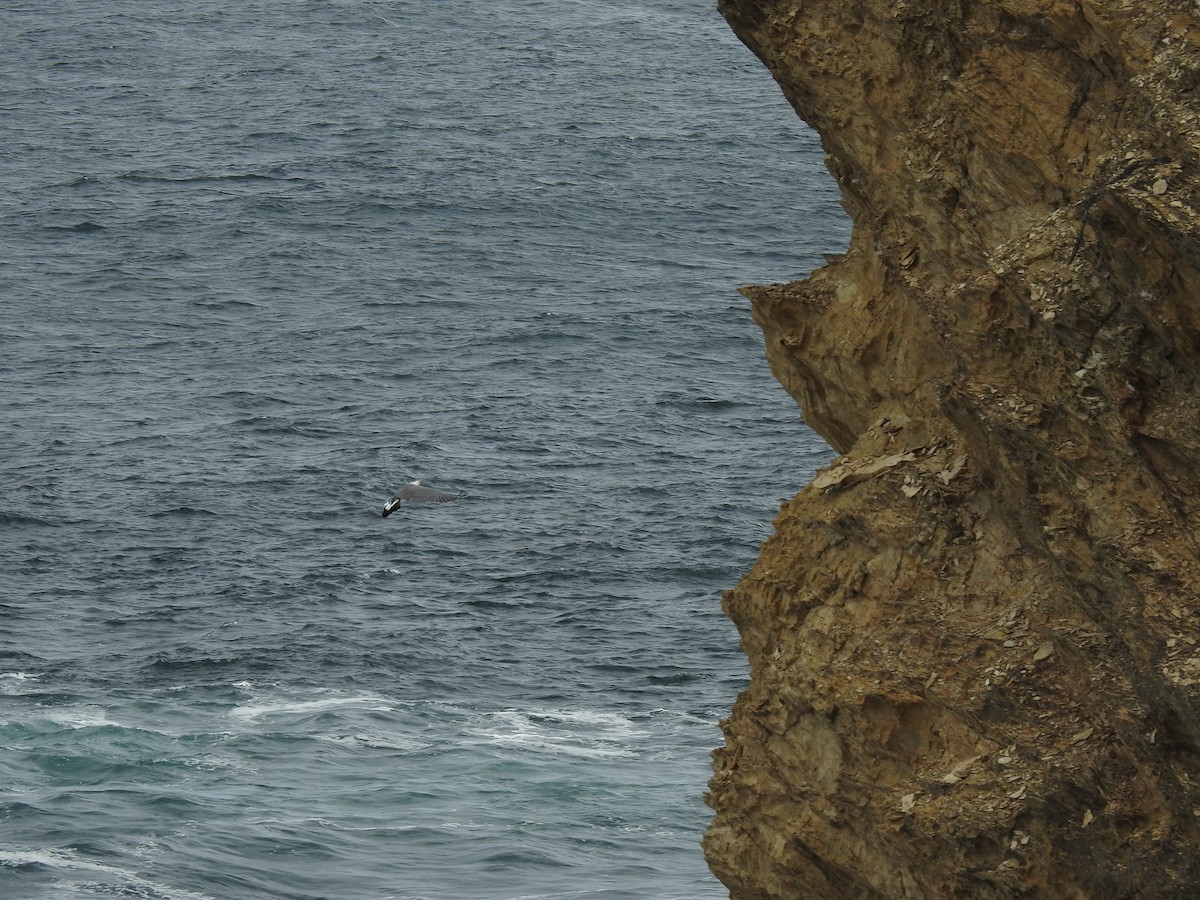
704,2,1200,897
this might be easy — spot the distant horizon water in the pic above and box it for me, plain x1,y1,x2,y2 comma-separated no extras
0,2,849,897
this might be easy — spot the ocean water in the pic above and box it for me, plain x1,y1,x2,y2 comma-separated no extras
0,2,847,898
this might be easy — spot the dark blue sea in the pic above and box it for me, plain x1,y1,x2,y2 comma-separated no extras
0,2,847,897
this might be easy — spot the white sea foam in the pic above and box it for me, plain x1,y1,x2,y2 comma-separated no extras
40,706,117,729
0,847,214,900
469,707,644,759
230,693,394,721
0,671,41,695
356,566,403,579
324,732,429,752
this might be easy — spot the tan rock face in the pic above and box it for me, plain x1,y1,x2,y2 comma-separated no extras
705,2,1200,897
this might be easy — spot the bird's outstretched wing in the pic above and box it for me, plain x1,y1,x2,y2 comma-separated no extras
395,483,460,504
382,481,464,517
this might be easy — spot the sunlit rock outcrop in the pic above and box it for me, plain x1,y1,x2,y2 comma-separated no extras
706,2,1200,896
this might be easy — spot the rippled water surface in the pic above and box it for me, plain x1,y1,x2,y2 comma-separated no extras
0,1,847,897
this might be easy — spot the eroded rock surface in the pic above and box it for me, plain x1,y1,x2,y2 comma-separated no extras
705,2,1200,897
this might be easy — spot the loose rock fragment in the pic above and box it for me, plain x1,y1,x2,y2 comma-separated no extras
1070,726,1095,744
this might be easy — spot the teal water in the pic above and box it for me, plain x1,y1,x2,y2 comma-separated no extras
0,1,847,897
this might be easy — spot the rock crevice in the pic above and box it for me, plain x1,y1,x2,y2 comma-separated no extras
705,2,1200,896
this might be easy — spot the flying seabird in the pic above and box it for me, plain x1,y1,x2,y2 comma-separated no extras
381,480,464,517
